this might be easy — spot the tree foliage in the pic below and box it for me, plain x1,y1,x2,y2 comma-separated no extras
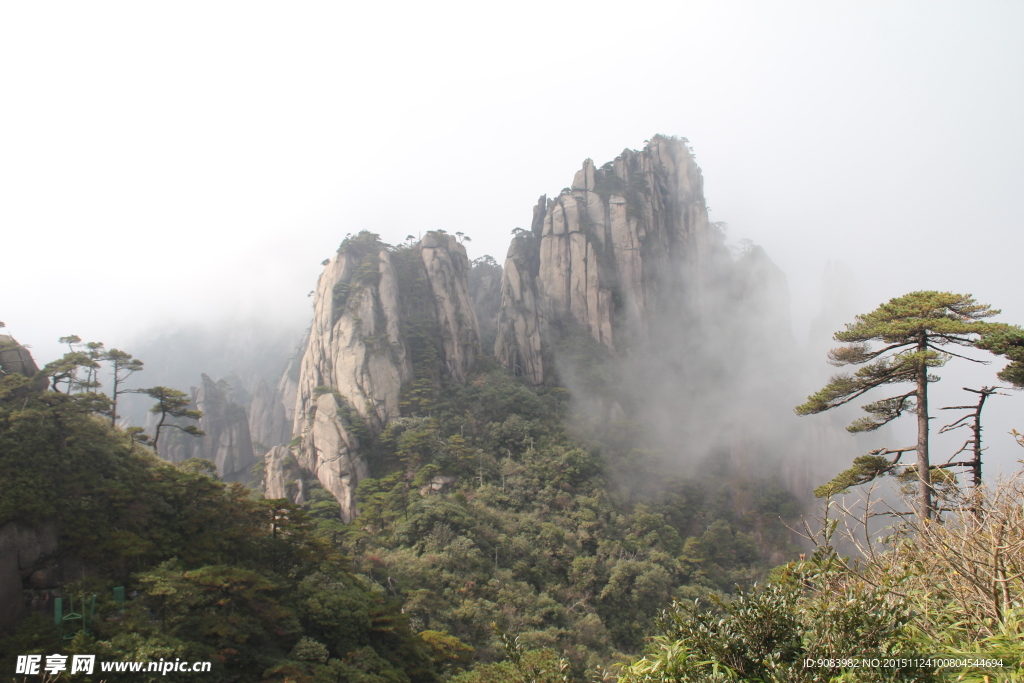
106,348,144,426
337,367,800,675
0,370,444,683
619,550,936,682
796,291,1017,517
141,385,203,456
976,325,1024,387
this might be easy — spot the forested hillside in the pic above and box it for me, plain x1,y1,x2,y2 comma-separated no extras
0,358,446,682
6,308,1024,682
4,136,1024,682
0,336,799,681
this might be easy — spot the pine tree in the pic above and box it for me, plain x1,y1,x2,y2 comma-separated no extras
105,348,143,426
142,386,204,456
796,291,1015,518
41,350,99,393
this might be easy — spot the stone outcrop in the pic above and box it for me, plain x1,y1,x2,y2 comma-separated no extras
420,232,480,383
494,135,735,383
283,137,802,518
294,243,413,435
494,229,545,384
263,445,306,504
289,232,480,520
249,378,291,453
0,335,48,398
249,333,306,454
0,522,58,633
487,135,819,510
300,393,365,518
277,341,302,430
194,374,259,481
468,256,503,352
0,335,40,378
156,374,258,482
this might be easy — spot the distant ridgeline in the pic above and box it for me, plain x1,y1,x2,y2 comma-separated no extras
235,134,822,520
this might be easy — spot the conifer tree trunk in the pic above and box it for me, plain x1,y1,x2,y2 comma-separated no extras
111,373,121,428
916,334,933,519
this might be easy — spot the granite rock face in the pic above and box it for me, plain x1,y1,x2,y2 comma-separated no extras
302,393,365,518
249,333,306,453
294,244,412,435
194,374,259,481
494,136,737,383
263,444,306,504
0,335,40,378
0,335,48,397
156,374,258,483
283,138,802,518
249,378,291,453
420,233,480,383
288,233,480,521
494,229,545,384
468,255,503,353
489,136,815,498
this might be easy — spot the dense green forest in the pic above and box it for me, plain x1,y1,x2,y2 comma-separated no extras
0,343,798,681
3,288,1024,682
0,367,441,682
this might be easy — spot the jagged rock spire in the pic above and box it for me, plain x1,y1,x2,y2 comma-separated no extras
288,231,480,520
494,135,727,383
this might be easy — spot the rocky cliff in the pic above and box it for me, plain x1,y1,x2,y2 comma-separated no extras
494,135,741,384
288,231,480,520
156,374,259,482
488,136,819,508
468,255,503,354
248,333,305,453
263,444,306,504
0,335,40,378
276,136,814,518
0,335,49,398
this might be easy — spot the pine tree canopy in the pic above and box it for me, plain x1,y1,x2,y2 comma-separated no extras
976,326,1024,388
835,290,999,346
796,291,1009,432
144,386,200,420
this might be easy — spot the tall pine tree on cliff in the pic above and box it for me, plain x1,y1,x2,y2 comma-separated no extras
143,385,204,456
796,291,1018,519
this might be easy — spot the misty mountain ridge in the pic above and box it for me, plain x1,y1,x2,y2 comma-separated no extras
10,135,1017,678
131,135,857,520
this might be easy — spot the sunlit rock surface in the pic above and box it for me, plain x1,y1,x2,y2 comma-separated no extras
0,335,48,396
494,227,545,384
420,232,480,382
289,233,480,520
282,137,829,519
494,135,732,383
489,136,849,525
263,444,306,504
295,247,412,434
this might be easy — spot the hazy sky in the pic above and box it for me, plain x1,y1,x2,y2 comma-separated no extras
3,2,1023,464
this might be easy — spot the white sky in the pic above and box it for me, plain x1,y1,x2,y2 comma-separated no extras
2,1,1023,468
